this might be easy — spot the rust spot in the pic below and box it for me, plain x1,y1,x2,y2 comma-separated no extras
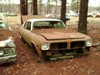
32,28,85,40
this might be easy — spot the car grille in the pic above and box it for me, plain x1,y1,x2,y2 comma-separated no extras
45,41,85,57
50,42,67,50
70,41,85,48
50,41,85,50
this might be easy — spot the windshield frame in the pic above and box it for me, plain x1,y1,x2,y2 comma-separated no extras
33,21,66,29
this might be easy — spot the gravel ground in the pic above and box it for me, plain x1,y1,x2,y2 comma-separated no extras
0,16,100,75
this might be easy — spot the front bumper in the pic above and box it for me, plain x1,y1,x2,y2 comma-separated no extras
0,54,17,64
43,47,91,60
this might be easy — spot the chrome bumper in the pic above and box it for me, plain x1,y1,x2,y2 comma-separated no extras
0,54,17,64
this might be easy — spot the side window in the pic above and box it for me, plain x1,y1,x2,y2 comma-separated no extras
24,21,31,30
26,22,31,30
23,22,28,28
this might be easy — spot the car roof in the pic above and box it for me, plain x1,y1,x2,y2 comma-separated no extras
27,18,62,22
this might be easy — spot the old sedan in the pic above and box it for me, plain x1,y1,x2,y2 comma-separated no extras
19,18,92,60
0,20,16,64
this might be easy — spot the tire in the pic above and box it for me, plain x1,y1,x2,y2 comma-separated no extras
20,36,25,43
31,43,39,55
31,43,45,63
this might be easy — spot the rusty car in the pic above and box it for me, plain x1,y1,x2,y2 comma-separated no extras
19,18,92,60
0,20,16,64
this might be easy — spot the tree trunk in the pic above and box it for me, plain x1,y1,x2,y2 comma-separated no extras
55,0,57,14
33,0,38,15
39,0,42,14
0,4,2,12
78,0,89,34
47,0,51,14
20,0,28,15
60,0,67,24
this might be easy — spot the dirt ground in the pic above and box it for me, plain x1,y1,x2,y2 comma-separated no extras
0,16,100,75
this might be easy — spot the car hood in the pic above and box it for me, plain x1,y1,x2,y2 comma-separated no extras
33,28,86,40
0,29,12,41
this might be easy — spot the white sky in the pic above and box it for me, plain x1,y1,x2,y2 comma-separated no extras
0,0,100,7
42,0,100,7
0,0,20,4
89,0,100,7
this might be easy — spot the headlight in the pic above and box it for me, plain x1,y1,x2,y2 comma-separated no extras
0,41,5,47
86,39,92,47
0,37,15,47
4,48,16,55
41,42,50,50
5,39,15,47
0,50,4,56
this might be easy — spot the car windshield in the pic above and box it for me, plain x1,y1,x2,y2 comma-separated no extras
0,22,8,29
33,21,65,29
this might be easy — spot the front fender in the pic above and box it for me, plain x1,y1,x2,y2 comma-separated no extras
31,41,42,57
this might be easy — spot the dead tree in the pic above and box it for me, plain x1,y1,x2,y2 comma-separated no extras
60,0,67,24
33,0,38,15
20,0,28,15
78,0,89,34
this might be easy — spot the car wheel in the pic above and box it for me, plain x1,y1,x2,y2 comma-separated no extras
20,36,25,42
31,43,39,55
